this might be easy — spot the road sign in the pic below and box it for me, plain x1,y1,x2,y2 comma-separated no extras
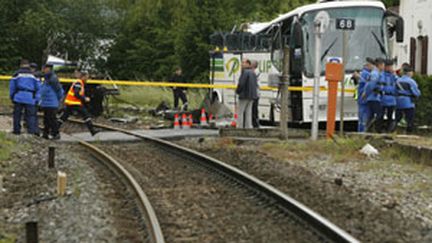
336,18,355,30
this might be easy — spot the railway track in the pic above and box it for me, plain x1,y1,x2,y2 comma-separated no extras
34,119,165,243
63,118,359,242
78,140,165,243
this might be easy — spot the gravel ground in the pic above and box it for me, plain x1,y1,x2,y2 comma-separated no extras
179,137,432,243
0,104,12,115
0,135,145,242
0,115,12,132
103,142,325,242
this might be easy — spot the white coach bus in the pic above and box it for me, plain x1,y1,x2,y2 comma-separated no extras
209,0,404,124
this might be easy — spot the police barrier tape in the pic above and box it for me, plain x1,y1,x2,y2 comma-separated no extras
0,75,355,93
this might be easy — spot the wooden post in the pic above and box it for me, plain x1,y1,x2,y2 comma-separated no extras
26,222,38,243
57,171,67,196
280,47,290,140
48,147,55,169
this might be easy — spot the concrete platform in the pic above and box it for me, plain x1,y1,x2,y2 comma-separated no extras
61,128,219,143
219,127,309,139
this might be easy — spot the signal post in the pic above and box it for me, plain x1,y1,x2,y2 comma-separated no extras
325,60,344,139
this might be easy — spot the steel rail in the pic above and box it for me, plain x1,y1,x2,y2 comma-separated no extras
67,118,359,243
71,135,165,243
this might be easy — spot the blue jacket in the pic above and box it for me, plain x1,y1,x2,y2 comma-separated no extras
40,71,64,108
396,75,421,109
357,67,371,105
365,68,382,102
9,68,41,105
380,71,397,107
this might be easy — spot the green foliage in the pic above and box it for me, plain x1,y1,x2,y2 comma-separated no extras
414,75,432,126
0,0,400,79
0,0,116,73
111,86,206,109
106,0,318,81
0,132,15,161
381,0,400,7
106,0,397,81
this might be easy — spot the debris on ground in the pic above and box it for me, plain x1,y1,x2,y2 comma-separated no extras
109,115,139,124
360,143,379,157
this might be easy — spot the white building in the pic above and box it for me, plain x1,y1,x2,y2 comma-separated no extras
394,0,431,75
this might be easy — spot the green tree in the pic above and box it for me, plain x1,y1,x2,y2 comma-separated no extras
0,0,115,72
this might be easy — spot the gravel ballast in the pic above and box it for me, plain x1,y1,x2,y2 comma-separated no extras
180,137,432,243
0,135,145,242
103,142,325,242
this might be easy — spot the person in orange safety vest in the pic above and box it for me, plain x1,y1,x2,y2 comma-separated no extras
58,71,99,136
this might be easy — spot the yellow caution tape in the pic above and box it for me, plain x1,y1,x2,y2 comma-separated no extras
0,75,355,93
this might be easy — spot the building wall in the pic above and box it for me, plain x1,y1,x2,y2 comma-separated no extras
394,0,432,75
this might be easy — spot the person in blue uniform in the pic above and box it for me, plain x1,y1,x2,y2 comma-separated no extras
395,65,421,133
380,59,397,132
9,59,41,135
364,58,385,132
40,64,64,139
356,57,374,132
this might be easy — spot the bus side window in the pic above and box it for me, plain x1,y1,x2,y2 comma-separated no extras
281,17,294,46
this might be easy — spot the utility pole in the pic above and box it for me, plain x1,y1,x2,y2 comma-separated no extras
280,47,290,140
312,22,323,141
311,11,329,141
339,31,348,136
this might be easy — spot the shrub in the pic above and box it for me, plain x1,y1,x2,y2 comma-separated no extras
414,75,432,126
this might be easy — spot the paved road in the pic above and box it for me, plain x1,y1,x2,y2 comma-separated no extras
61,129,219,142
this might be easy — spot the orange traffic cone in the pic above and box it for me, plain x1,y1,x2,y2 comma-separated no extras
188,114,193,129
231,113,238,128
173,113,181,129
200,108,208,127
181,114,188,129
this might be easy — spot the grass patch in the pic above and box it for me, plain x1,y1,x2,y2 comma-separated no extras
260,137,367,163
0,132,15,162
109,86,208,110
0,81,12,109
378,144,432,172
0,232,17,243
259,137,426,165
397,137,432,147
72,167,82,198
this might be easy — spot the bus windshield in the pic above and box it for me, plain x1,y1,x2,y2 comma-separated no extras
301,7,387,77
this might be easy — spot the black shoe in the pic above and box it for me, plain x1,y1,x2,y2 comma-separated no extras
91,129,100,136
51,134,61,140
42,133,49,139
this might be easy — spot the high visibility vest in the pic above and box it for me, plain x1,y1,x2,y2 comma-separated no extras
64,79,85,106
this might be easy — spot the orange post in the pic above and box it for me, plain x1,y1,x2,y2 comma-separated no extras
325,62,344,139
